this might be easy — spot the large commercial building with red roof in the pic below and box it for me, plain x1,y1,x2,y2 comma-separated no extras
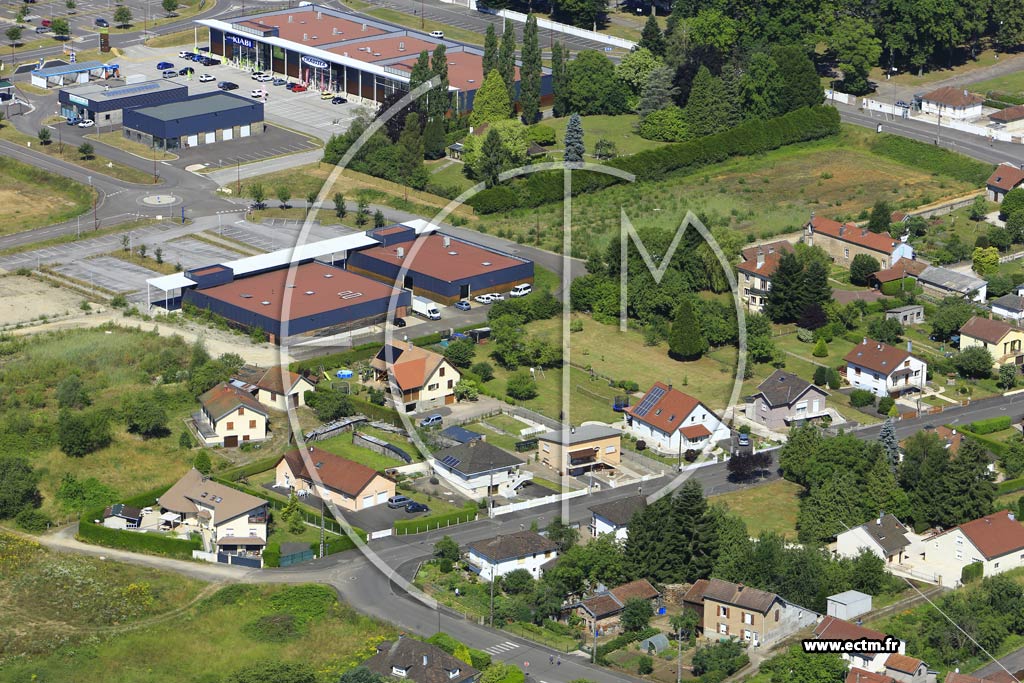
347,224,534,304
196,5,549,112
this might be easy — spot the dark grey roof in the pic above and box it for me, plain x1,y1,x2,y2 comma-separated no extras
468,530,558,562
752,370,826,408
855,513,910,555
33,60,104,77
363,637,478,683
992,294,1024,313
131,92,255,121
435,440,522,476
918,266,986,294
104,503,142,520
589,494,647,527
538,424,621,445
701,578,781,613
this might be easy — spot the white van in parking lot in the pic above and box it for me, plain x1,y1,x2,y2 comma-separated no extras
510,283,532,297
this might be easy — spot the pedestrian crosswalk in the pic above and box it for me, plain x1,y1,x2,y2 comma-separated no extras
483,641,519,655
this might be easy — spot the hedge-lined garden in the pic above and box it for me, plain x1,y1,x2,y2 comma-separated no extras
394,502,478,534
77,485,202,560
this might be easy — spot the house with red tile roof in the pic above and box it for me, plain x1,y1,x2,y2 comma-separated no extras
571,579,661,634
736,240,794,313
624,382,729,455
194,381,269,447
922,510,1024,587
274,445,395,511
959,316,1024,367
986,162,1024,203
883,654,931,683
920,86,985,120
232,364,316,411
844,338,926,398
813,616,906,673
370,342,460,413
805,214,915,271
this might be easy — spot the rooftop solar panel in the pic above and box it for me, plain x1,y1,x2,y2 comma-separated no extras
633,386,666,417
440,455,461,468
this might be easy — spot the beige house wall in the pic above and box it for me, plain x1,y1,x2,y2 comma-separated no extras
538,434,622,473
213,405,268,444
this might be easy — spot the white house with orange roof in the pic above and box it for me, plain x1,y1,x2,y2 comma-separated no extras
844,338,926,398
370,342,460,413
623,382,729,456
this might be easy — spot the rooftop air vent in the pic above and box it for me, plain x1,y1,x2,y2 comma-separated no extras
399,41,405,50
482,261,491,266
324,273,334,278
287,284,295,288
240,293,253,298
448,251,458,255
305,290,315,295
467,79,475,83
214,496,223,503
362,22,367,31
449,61,456,65
373,52,381,57
261,300,271,305
311,35,318,39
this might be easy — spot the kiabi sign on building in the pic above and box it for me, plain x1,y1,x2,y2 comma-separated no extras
226,34,255,49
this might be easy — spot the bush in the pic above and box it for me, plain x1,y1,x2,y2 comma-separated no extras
471,362,495,383
870,135,994,185
16,506,50,532
812,338,829,357
595,627,659,665
243,613,302,641
850,389,876,408
877,396,895,415
969,415,1013,435
880,277,917,295
638,656,654,675
526,125,557,146
961,561,983,584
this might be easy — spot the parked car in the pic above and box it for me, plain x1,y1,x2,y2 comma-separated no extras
489,292,505,301
331,96,347,104
162,70,177,78
198,73,215,82
473,293,494,304
156,61,174,70
291,84,307,92
430,30,444,38
178,67,194,76
419,414,443,428
77,119,95,128
217,81,239,90
178,51,193,59
35,26,50,33
272,78,287,86
509,283,532,297
737,432,750,447
94,17,108,26
387,495,412,509
250,89,265,98
392,317,406,328
250,71,265,80
200,57,220,66
454,299,471,311
405,502,429,514
40,18,51,27
254,73,273,82
66,115,81,125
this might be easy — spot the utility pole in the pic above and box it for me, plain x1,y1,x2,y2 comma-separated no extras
677,624,682,683
319,495,325,558
489,575,495,627
236,158,241,195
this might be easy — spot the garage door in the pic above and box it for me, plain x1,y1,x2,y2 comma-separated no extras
222,128,233,141
362,494,374,508
186,134,198,147
240,125,251,138
205,131,216,144
376,491,388,505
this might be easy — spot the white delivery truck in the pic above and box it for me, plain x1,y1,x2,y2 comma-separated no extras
411,295,441,320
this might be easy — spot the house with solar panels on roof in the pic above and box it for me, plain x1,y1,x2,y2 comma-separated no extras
623,382,729,456
431,440,531,501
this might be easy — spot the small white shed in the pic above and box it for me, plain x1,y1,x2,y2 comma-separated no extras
827,590,872,620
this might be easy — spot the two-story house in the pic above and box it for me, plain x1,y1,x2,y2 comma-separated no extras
624,382,729,456
918,510,1024,588
231,364,316,411
748,370,830,430
466,530,559,581
836,513,913,565
536,425,621,477
805,214,914,270
813,616,906,672
959,316,1024,368
432,440,531,501
194,382,269,447
275,445,395,511
986,162,1024,203
158,468,269,557
362,636,479,683
371,343,460,413
684,578,818,647
572,579,661,634
736,240,794,313
588,494,647,541
843,338,926,398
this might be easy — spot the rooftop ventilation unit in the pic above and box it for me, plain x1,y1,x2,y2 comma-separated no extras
373,52,381,57
324,273,334,278
288,15,293,22
467,79,475,83
240,293,253,298
311,35,318,39
442,235,451,247
482,261,492,266
305,290,315,295
332,27,339,34
316,10,322,19
303,33,308,40
362,23,367,31
399,41,405,50
261,300,271,305
448,251,458,256
396,247,405,258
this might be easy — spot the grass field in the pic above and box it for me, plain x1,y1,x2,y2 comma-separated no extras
428,159,474,194
0,551,395,683
0,155,95,235
464,422,522,453
145,26,210,48
536,114,667,157
865,48,1005,89
87,130,179,161
974,69,1024,97
316,426,413,471
109,0,215,34
709,479,803,539
475,126,979,256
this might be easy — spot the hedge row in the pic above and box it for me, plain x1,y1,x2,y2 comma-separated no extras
264,533,365,568
957,427,1009,458
468,106,842,214
880,278,918,296
595,626,660,665
869,134,994,185
961,561,983,584
998,476,1024,495
394,505,478,534
968,415,1012,435
220,454,283,482
78,485,203,559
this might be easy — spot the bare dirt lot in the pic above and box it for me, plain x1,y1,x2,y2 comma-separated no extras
0,276,90,327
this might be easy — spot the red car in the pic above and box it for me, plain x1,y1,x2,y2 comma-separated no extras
291,84,307,93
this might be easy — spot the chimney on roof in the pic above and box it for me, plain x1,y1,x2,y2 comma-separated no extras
862,226,869,237
443,235,451,248
288,14,293,22
303,32,308,40
1011,512,1017,521
737,583,744,591
396,246,405,258
362,22,367,31
863,337,867,345
407,340,413,350
877,512,883,525
756,247,764,269
838,224,845,237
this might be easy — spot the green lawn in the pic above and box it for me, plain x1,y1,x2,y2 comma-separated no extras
535,115,668,157
483,413,532,435
971,69,1024,98
709,479,803,540
464,422,522,453
480,361,624,424
316,428,413,472
473,125,979,256
427,159,474,194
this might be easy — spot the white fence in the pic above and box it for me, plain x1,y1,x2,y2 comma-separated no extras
369,528,393,540
475,6,637,50
488,473,660,517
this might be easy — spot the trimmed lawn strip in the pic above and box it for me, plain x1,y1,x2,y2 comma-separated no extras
536,114,667,157
145,26,211,48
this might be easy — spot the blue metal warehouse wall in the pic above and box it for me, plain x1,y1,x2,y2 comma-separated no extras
187,265,234,289
58,83,188,114
123,93,263,140
182,288,410,337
